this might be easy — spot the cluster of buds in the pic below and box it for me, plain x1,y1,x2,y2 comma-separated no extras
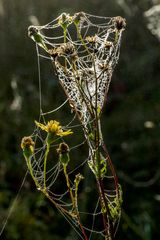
58,12,87,29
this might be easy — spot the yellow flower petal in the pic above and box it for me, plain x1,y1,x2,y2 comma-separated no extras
35,120,47,131
57,129,73,136
35,120,73,137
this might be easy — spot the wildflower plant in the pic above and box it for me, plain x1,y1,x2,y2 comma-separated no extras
22,12,126,240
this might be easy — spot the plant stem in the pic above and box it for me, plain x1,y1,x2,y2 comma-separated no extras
75,24,90,55
43,143,50,190
63,164,75,208
63,165,89,240
102,143,119,198
26,157,39,188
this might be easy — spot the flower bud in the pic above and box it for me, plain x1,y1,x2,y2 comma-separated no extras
74,173,84,186
21,136,34,159
58,13,71,29
73,12,86,25
57,143,70,165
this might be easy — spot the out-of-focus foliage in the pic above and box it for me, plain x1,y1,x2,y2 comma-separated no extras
0,0,159,239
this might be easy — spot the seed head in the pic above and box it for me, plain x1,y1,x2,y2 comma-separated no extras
113,16,126,31
58,42,77,59
57,142,69,154
85,35,97,45
48,48,59,59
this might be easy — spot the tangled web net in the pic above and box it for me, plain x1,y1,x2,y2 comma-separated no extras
29,12,125,125
24,12,126,240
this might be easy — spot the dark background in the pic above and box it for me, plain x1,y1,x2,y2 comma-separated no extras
0,0,160,239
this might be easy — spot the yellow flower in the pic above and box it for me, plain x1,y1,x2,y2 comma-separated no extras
35,120,73,137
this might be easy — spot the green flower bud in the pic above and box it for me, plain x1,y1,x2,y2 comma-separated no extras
73,12,86,25
28,26,48,51
21,136,34,159
58,13,71,30
57,143,70,165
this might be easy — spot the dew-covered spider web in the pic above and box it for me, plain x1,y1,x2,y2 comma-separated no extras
29,12,125,126
23,12,125,240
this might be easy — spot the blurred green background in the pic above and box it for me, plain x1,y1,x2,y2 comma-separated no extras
0,0,160,239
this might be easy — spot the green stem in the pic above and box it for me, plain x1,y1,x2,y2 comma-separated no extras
75,24,90,55
43,143,50,190
63,28,67,68
63,164,75,209
63,28,67,43
93,53,101,177
26,157,40,189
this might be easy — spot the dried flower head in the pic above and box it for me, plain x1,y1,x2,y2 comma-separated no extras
21,136,34,159
113,16,126,31
98,62,109,71
57,142,69,154
58,42,77,59
104,41,113,49
85,35,98,46
48,48,59,59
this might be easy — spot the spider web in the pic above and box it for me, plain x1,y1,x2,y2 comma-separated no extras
26,12,125,239
29,126,121,240
29,12,124,126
